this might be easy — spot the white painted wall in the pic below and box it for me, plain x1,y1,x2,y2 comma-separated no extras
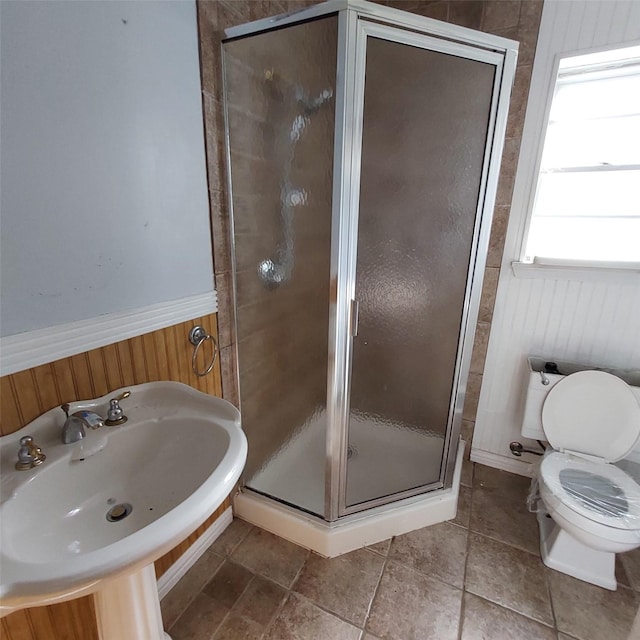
472,0,640,475
0,1,213,338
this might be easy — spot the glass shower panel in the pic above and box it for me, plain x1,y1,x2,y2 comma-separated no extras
224,17,337,517
346,36,495,508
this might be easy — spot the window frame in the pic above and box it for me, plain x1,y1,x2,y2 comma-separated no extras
515,44,640,275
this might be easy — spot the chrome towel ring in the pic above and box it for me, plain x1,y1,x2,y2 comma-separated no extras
188,325,218,377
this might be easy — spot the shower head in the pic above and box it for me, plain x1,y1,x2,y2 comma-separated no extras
292,81,334,112
301,88,334,114
258,258,288,289
289,88,334,141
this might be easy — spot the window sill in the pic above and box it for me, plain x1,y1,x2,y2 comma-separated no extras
511,260,640,283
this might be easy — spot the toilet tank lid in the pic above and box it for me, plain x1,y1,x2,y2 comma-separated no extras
542,371,640,462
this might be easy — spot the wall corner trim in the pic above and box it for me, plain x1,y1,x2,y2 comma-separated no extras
0,291,218,376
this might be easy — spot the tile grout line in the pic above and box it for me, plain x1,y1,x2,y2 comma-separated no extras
375,549,469,593
284,590,368,635
171,521,256,638
259,547,312,639
543,566,560,636
264,546,392,638
289,550,381,632
461,464,557,634
164,550,228,633
463,586,558,632
360,544,394,638
467,471,543,557
210,570,259,640
468,527,541,558
457,462,475,640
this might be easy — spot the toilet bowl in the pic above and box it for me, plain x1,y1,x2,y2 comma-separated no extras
531,370,640,590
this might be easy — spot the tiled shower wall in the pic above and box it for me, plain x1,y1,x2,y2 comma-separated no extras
200,0,544,455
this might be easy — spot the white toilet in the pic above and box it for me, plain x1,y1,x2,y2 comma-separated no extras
531,369,640,590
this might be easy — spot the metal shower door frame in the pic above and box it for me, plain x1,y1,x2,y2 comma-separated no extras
222,0,517,524
325,9,518,520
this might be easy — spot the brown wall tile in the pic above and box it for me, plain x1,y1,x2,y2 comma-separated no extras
482,0,522,31
470,322,491,374
479,267,500,324
463,372,484,422
449,1,484,29
412,1,449,20
506,64,534,139
487,205,510,268
517,0,544,65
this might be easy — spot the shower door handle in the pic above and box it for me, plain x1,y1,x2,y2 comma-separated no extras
350,299,360,338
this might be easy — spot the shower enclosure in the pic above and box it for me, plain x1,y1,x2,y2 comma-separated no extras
222,0,517,549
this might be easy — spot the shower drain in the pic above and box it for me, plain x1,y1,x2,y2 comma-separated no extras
106,503,133,522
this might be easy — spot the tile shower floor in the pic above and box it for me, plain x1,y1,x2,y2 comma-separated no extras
162,464,640,640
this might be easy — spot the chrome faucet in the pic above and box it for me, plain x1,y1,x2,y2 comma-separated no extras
60,390,131,444
61,405,104,444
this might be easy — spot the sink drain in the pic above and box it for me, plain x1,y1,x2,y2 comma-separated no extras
106,503,133,522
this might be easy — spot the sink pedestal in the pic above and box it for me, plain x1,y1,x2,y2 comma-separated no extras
94,564,171,640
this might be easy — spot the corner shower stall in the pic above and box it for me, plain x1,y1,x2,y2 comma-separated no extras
222,0,517,555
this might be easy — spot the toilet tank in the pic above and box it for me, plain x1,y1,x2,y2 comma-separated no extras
521,357,640,441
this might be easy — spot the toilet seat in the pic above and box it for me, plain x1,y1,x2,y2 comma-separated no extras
542,370,640,461
539,371,640,535
539,451,640,532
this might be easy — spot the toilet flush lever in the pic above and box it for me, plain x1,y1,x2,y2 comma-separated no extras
510,441,546,457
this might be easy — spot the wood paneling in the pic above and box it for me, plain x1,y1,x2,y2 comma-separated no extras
0,314,230,639
0,315,221,436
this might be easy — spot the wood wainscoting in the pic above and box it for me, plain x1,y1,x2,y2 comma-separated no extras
0,313,233,640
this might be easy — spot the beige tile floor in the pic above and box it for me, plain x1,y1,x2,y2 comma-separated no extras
163,463,640,640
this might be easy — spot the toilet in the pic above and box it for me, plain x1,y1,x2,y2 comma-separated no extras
531,369,640,590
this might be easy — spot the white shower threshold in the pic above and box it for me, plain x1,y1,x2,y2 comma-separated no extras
234,440,465,557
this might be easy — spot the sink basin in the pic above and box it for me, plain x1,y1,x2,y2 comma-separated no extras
0,381,247,633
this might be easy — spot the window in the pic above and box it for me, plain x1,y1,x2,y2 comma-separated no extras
524,45,640,265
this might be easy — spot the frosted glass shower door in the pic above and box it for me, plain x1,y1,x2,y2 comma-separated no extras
344,25,497,510
223,16,337,518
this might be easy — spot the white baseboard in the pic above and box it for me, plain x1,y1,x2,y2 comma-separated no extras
471,449,534,477
472,447,640,474
157,507,232,601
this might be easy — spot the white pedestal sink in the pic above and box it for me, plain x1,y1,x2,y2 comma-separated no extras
0,382,247,639
94,564,169,640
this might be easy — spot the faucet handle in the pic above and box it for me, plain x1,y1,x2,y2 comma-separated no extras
16,436,46,470
105,390,130,426
112,391,131,403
